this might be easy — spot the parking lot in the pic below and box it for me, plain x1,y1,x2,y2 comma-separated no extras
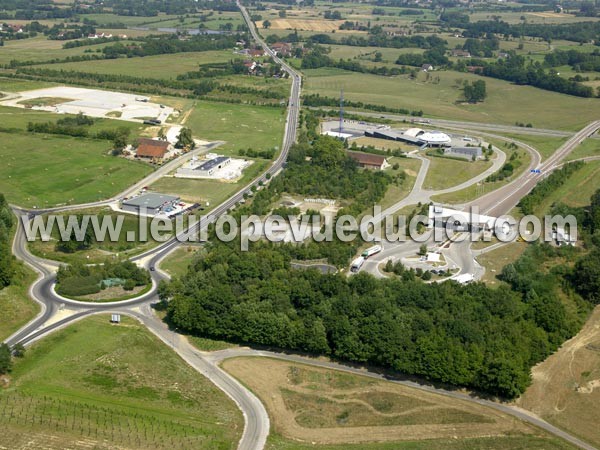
1,86,173,123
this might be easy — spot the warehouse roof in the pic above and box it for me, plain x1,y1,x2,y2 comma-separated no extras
195,156,230,172
123,193,179,209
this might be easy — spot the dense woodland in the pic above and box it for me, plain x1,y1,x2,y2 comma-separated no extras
165,149,600,399
56,260,150,297
0,194,14,289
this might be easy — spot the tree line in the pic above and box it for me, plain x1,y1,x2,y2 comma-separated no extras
0,194,14,289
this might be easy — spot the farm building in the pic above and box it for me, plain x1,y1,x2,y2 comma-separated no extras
444,147,483,159
347,151,389,170
121,193,180,216
451,49,471,58
136,138,170,162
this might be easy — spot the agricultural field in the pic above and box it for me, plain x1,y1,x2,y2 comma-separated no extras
0,36,140,66
0,315,243,449
222,357,575,448
34,50,239,80
0,131,152,208
423,156,492,191
304,68,599,131
517,305,600,449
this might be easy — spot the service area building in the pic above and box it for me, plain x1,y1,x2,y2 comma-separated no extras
121,193,180,216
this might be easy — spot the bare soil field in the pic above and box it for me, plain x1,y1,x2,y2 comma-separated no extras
517,305,600,447
269,18,361,33
222,357,548,446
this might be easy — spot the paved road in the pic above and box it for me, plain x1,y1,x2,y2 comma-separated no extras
333,109,580,138
469,120,600,217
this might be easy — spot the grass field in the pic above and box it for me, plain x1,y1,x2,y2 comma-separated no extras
186,101,286,155
517,305,600,449
423,156,492,191
151,157,267,208
476,241,529,286
533,160,600,212
431,140,531,204
0,35,138,66
378,156,422,210
0,315,242,449
27,207,161,265
35,50,238,79
304,68,599,130
0,77,57,92
565,138,600,161
0,263,39,341
498,133,569,161
0,131,152,208
160,245,199,278
223,357,574,448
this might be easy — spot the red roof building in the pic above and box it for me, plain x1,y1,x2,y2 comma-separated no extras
136,138,170,160
347,151,389,170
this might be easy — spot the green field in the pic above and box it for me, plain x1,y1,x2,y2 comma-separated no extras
35,50,238,79
186,101,286,155
0,263,39,341
27,207,161,264
160,245,199,278
423,156,492,191
0,315,242,449
0,77,57,92
151,158,268,207
0,36,139,66
498,133,569,161
304,68,599,130
565,138,600,161
535,160,600,212
0,131,152,208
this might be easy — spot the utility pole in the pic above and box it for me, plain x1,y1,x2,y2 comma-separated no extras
339,88,344,134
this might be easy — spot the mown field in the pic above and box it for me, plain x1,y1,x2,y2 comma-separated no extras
0,131,152,208
498,133,569,161
423,156,492,191
0,315,243,449
185,101,286,155
34,50,238,79
222,357,576,449
304,68,599,131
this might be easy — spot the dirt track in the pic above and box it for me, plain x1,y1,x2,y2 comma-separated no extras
223,357,543,446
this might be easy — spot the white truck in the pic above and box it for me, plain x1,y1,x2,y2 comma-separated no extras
361,244,382,259
350,256,365,273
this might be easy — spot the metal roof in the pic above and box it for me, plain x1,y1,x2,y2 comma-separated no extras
123,193,179,209
195,156,230,172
